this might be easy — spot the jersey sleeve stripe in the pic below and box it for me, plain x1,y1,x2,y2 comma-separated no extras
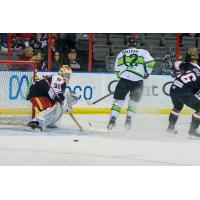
145,60,156,68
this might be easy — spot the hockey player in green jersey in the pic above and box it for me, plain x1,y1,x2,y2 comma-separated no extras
107,38,156,130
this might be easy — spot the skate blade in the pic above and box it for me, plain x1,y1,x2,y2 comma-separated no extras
25,126,43,132
188,135,200,139
167,130,178,134
107,127,115,133
125,125,131,130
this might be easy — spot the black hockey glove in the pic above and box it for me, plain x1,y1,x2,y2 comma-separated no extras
54,93,65,103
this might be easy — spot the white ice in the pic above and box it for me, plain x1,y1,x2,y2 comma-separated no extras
0,114,200,166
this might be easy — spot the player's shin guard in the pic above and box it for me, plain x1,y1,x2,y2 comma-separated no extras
125,100,137,129
188,112,200,136
167,109,179,133
29,102,63,131
107,100,124,130
110,100,124,118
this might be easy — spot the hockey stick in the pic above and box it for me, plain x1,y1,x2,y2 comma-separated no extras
69,112,83,131
90,92,114,105
87,80,118,105
43,76,83,131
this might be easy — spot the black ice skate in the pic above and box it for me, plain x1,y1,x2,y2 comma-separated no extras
166,127,178,134
188,129,200,137
107,116,116,130
188,117,200,137
26,121,43,132
125,116,132,130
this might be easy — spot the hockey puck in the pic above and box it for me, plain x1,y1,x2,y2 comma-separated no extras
73,139,79,142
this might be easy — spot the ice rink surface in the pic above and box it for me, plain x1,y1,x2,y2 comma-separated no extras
0,114,200,166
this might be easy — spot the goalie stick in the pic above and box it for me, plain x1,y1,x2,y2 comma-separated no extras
43,76,83,131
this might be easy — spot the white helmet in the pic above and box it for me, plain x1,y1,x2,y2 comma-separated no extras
58,65,72,84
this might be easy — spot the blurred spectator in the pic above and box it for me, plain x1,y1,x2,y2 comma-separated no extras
0,34,31,52
65,34,76,49
16,33,33,39
11,34,25,51
15,33,32,47
31,50,46,70
19,46,34,60
59,33,76,53
52,51,62,71
63,49,81,71
30,33,48,50
0,34,8,52
1,34,31,53
43,34,61,62
51,35,60,53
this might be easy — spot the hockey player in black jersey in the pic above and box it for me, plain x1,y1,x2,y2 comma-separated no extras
167,47,200,136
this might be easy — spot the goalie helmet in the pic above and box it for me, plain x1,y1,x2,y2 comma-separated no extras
58,65,72,84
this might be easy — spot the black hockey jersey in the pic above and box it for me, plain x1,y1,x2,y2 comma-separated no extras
26,74,66,101
172,61,200,76
173,66,200,94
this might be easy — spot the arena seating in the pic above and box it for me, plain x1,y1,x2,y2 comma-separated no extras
1,33,199,74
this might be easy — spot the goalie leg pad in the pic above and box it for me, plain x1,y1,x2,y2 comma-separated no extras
32,102,63,130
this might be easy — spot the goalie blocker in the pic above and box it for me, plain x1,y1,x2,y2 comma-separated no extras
26,65,78,131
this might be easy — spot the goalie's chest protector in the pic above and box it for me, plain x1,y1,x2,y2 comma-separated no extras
48,75,66,100
27,75,66,100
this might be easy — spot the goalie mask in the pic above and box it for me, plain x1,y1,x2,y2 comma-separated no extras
58,65,72,84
